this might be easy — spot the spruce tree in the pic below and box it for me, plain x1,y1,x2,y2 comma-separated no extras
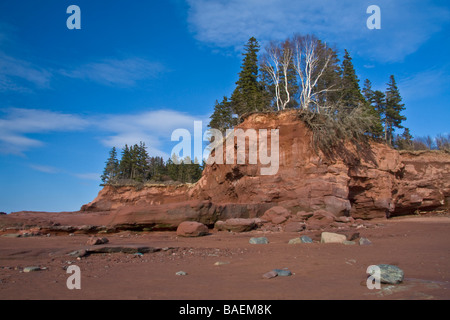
385,75,406,146
119,144,132,180
340,50,365,111
208,96,236,133
101,147,119,185
316,44,342,109
362,79,384,138
231,37,266,118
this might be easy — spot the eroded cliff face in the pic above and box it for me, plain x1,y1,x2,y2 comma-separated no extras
81,111,449,225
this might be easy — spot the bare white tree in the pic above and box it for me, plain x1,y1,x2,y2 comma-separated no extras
261,41,294,111
261,41,282,111
292,34,333,113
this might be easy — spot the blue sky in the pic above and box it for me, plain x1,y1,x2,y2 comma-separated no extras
1,0,449,213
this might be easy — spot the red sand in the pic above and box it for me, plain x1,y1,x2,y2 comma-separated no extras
0,215,449,300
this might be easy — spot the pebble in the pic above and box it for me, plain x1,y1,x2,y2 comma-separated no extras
359,237,372,245
249,237,269,244
214,261,230,266
273,269,292,277
288,238,302,244
23,266,41,273
343,240,356,245
262,271,278,279
176,271,188,276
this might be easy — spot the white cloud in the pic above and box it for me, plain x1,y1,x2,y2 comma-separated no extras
62,57,165,87
0,52,52,91
0,108,89,155
29,164,61,174
186,0,450,62
98,109,210,158
0,108,209,158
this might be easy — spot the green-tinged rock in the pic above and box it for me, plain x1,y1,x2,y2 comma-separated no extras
288,238,302,244
359,237,372,245
249,237,269,244
273,269,292,276
377,264,404,284
300,235,313,243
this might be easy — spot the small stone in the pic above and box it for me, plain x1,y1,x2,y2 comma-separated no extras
288,238,302,244
214,261,230,266
23,266,41,273
359,237,372,245
300,235,313,243
320,232,347,244
86,237,109,246
273,269,292,276
343,240,356,245
249,237,269,244
176,271,188,276
262,270,278,279
377,264,404,284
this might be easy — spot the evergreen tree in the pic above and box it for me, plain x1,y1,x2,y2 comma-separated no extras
208,96,236,134
101,147,119,185
316,44,342,110
119,144,132,180
362,79,384,138
394,128,413,150
231,37,266,118
340,50,365,111
385,75,406,146
148,156,166,181
133,142,150,182
167,153,179,181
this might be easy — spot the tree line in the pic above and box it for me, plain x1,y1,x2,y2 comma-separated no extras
209,35,410,149
101,142,203,186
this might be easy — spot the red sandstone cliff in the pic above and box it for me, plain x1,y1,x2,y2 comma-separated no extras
1,111,449,231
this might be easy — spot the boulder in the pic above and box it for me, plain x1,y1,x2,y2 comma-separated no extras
176,221,209,237
377,264,404,284
214,218,259,232
261,206,290,224
320,232,347,244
